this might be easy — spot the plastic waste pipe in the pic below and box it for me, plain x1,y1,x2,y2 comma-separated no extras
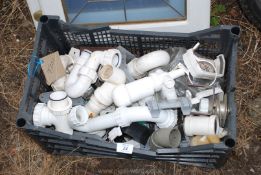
68,106,178,133
65,49,122,98
112,68,185,107
85,65,126,116
127,50,170,79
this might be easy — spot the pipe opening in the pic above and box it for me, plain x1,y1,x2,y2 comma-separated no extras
50,91,67,101
230,27,240,36
214,118,217,134
112,54,121,67
40,15,48,23
76,110,84,123
75,106,88,124
16,118,26,127
214,116,220,134
169,128,181,147
99,65,113,80
230,87,236,92
225,138,236,148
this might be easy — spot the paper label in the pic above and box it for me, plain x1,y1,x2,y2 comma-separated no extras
41,51,66,85
116,143,134,154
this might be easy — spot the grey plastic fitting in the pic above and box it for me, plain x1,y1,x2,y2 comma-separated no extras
149,127,181,151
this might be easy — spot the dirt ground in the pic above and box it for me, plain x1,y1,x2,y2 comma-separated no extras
0,0,260,174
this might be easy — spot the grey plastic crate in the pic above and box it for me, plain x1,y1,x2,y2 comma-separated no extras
16,15,240,168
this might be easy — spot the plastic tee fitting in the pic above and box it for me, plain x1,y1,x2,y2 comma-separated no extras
85,65,126,117
127,50,170,79
65,49,122,98
33,91,86,135
112,68,185,107
184,115,221,136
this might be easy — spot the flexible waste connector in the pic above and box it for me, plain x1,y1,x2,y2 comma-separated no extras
65,49,122,98
112,68,186,107
51,55,74,91
127,50,170,79
149,127,181,150
85,65,126,117
33,91,82,135
184,115,222,136
68,106,177,133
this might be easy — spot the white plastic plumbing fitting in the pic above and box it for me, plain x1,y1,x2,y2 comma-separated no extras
68,106,177,133
85,65,126,116
33,91,74,134
160,84,177,101
112,68,185,107
127,50,170,79
190,87,223,104
51,55,74,91
65,49,122,98
184,115,220,136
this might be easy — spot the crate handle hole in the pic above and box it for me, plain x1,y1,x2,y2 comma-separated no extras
230,27,240,36
225,138,235,148
16,118,26,127
231,87,236,92
40,15,48,23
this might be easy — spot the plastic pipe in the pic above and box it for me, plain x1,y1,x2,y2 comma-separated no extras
85,65,126,116
160,85,177,101
149,127,181,150
33,91,75,135
51,55,74,91
112,68,185,107
127,50,170,79
184,115,220,136
68,106,177,133
65,49,122,98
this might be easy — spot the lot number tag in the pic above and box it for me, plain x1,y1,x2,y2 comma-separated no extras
116,143,134,154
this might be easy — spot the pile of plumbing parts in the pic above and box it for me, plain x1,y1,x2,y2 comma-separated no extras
33,43,229,150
